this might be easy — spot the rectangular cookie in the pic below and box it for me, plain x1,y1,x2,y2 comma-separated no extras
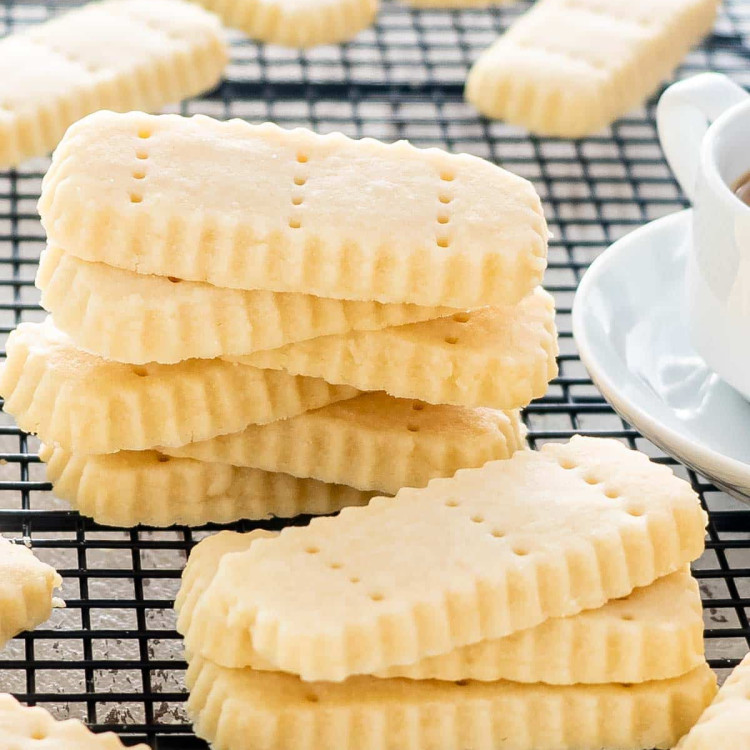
0,318,358,455
177,532,704,685
176,530,282,637
0,694,148,748
39,110,548,308
41,445,376,528
37,246,453,365
194,0,376,47
466,0,719,137
237,288,558,409
179,436,707,680
0,0,226,168
185,654,717,750
163,393,526,494
675,653,750,749
0,537,62,650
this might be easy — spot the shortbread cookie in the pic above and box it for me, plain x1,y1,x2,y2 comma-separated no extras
374,567,704,684
177,531,703,684
405,0,511,6
195,0,376,47
675,653,750,749
176,530,278,629
39,111,548,308
0,537,62,649
0,0,226,168
37,246,452,365
41,445,375,527
0,318,357,455
239,288,557,409
163,394,526,493
181,436,707,680
186,655,717,750
466,0,719,137
0,694,148,749
406,0,503,5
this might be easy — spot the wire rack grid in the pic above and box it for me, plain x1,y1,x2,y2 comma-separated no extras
0,0,749,747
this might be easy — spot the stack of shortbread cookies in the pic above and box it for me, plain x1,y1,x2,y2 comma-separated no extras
176,437,717,750
0,110,557,527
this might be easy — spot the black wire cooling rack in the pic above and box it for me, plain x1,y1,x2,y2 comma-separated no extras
1,0,750,747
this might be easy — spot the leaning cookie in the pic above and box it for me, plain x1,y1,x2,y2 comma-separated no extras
0,318,357,455
37,246,452,365
41,445,376,528
0,537,62,650
0,694,147,748
178,532,705,685
163,394,526,494
238,288,558,409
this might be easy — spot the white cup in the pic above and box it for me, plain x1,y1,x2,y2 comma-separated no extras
657,73,750,401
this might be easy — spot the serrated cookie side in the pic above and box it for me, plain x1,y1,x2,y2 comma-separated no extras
239,287,557,408
41,445,375,527
37,246,453,364
0,318,358,454
185,655,717,750
163,393,527,493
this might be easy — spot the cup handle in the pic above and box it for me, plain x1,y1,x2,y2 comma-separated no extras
657,73,748,202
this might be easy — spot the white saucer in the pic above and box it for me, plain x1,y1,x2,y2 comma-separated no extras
573,209,750,501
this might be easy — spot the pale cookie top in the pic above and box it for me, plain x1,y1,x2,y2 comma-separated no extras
497,0,716,75
2,0,223,114
477,0,719,84
40,111,548,307
466,0,718,138
0,694,148,749
180,533,697,629
192,435,707,679
176,530,277,618
676,652,750,749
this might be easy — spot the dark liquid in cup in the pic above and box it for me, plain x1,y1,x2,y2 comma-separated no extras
733,171,750,206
